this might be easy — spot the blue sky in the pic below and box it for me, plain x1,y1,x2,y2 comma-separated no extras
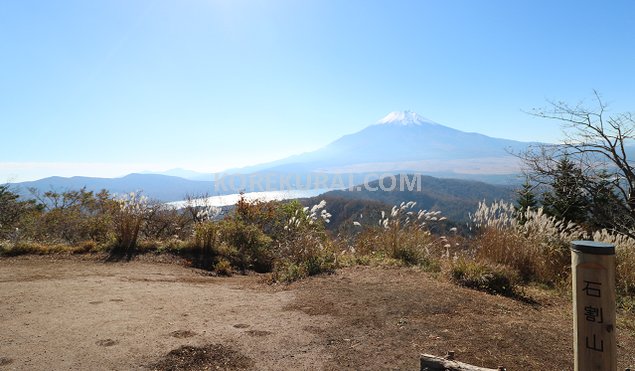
2,0,635,181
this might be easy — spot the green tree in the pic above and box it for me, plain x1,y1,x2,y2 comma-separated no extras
515,178,538,222
587,170,623,231
541,156,589,225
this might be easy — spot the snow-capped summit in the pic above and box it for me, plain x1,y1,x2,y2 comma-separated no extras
376,110,439,126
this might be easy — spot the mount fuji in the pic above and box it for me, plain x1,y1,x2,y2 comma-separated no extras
230,110,537,180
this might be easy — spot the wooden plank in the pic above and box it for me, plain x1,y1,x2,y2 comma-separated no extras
420,353,504,371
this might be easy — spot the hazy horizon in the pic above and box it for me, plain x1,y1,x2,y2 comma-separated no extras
4,109,533,182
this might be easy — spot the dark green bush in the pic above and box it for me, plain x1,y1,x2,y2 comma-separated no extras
219,218,273,273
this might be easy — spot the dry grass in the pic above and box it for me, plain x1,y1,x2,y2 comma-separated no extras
592,229,635,297
472,226,571,286
0,240,102,256
470,201,585,286
449,258,519,297
350,202,447,271
469,200,635,310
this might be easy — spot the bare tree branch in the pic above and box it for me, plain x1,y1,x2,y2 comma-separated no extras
515,94,635,236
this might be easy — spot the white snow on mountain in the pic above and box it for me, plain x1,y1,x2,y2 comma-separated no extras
376,110,440,126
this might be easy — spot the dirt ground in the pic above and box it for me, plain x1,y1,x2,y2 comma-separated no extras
1,256,634,370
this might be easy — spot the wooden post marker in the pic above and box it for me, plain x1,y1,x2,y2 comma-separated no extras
571,240,616,371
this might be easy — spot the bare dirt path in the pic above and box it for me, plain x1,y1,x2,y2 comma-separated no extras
1,257,635,370
0,256,331,370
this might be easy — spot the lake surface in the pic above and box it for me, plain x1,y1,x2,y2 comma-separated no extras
168,188,330,208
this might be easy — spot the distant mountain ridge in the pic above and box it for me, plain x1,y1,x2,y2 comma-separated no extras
7,172,515,217
140,168,212,181
319,174,515,223
8,111,533,201
10,174,215,201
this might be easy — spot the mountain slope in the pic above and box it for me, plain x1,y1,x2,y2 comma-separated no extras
316,174,515,223
140,168,212,181
228,111,537,177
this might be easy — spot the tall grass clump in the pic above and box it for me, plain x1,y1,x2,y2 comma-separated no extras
470,200,586,286
192,221,219,268
469,200,635,304
591,230,635,300
352,202,447,270
112,192,150,253
272,200,336,282
187,200,221,269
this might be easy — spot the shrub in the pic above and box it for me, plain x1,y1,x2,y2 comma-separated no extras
142,204,190,241
271,200,336,282
219,218,273,273
23,188,116,244
450,259,519,297
234,194,279,232
0,241,38,256
214,258,233,276
272,255,335,283
0,185,40,239
272,262,304,283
